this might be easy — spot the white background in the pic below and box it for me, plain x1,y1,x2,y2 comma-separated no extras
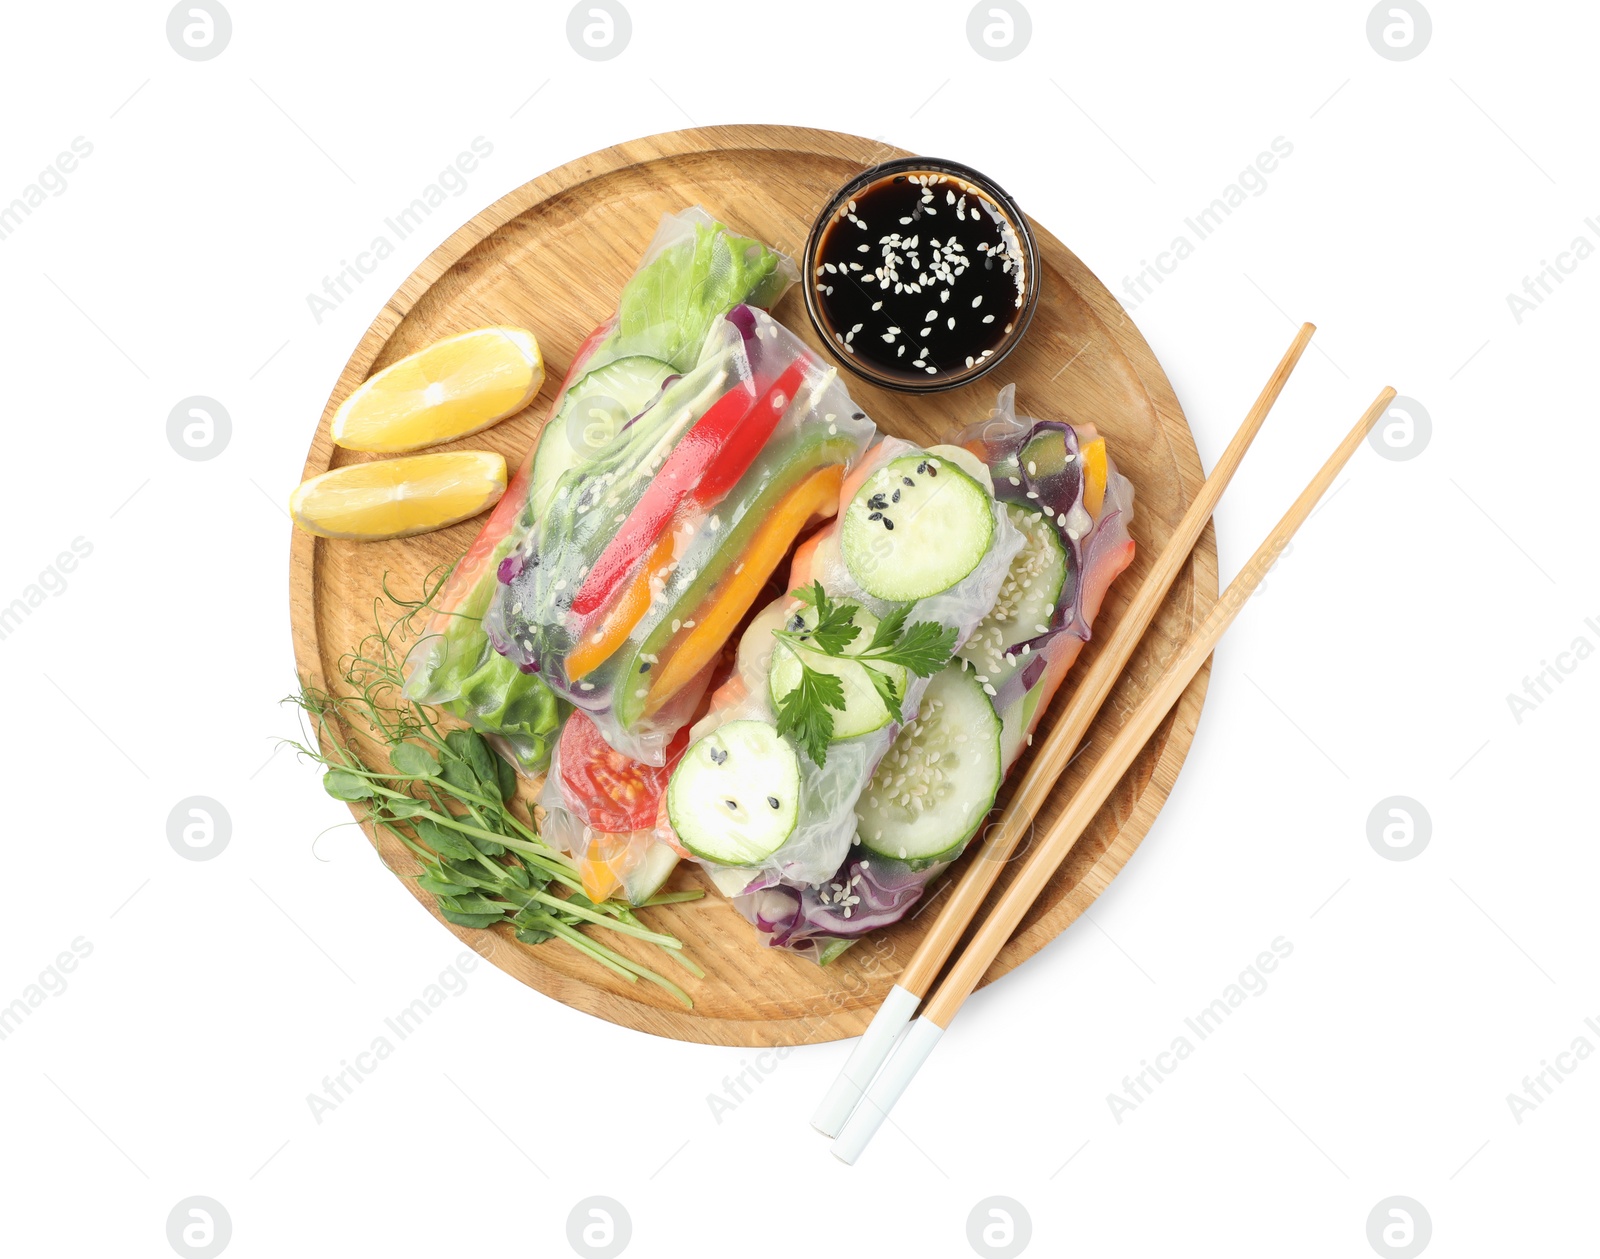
1,1,1594,1256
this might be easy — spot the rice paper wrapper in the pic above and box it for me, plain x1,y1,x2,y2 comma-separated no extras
402,208,797,772
736,388,1137,959
486,306,875,765
672,436,1024,891
535,740,684,906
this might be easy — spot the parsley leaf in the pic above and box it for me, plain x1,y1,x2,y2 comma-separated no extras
770,589,960,764
864,664,905,725
865,602,910,653
798,582,861,655
858,618,959,677
773,655,845,767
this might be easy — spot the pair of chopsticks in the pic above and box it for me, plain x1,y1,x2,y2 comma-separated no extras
819,322,1396,1162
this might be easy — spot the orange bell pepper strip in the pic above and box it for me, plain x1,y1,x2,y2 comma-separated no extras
1080,437,1108,517
565,528,677,681
644,463,844,713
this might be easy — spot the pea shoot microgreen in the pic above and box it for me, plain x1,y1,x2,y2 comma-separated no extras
286,570,703,1007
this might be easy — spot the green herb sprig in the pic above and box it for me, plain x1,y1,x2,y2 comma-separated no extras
286,572,703,1007
770,581,957,766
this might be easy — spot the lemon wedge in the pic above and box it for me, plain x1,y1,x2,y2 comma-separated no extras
330,326,543,452
290,452,507,540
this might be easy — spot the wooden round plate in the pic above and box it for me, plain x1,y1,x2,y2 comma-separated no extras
289,125,1217,1047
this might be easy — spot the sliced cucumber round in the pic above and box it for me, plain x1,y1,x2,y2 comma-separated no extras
768,603,908,741
957,502,1069,693
668,720,800,867
530,355,675,519
841,453,994,601
855,662,1002,867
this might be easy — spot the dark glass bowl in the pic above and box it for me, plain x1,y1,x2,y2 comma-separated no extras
801,156,1041,394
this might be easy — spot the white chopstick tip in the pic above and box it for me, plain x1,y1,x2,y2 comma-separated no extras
831,1017,945,1163
811,984,921,1137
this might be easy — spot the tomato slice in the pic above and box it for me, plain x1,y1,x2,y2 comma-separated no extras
558,711,689,833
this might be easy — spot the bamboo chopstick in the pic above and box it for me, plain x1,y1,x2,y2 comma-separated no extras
831,385,1398,1164
811,323,1317,1138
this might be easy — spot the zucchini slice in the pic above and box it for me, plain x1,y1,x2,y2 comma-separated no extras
841,454,994,601
668,721,800,866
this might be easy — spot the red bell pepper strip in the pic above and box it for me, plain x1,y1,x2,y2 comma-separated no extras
569,376,757,615
694,357,808,503
569,356,807,616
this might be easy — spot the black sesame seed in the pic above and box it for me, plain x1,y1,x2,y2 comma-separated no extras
767,796,781,810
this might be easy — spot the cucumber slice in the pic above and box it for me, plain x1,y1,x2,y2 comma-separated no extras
841,454,994,601
855,662,1002,867
957,502,1069,693
529,355,675,520
768,604,908,741
668,720,800,866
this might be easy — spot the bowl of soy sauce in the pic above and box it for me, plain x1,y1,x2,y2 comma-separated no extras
801,156,1041,393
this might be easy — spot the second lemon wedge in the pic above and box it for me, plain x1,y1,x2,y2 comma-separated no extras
290,452,507,540
330,326,544,452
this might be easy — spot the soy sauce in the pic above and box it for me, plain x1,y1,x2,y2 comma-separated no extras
812,170,1029,385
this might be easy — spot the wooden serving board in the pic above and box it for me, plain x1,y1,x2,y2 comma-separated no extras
289,125,1217,1047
